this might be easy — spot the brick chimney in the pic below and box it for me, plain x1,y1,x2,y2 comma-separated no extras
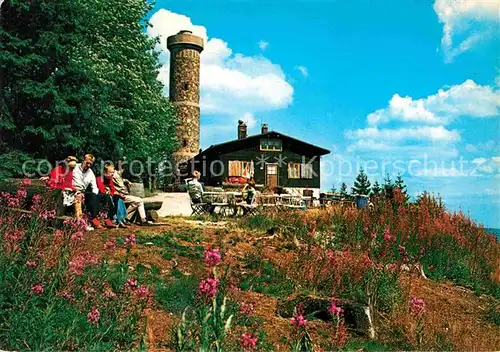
261,123,268,134
238,120,247,139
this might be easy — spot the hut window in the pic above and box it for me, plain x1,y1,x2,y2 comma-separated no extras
183,139,188,148
288,163,301,179
229,160,254,177
301,163,314,179
183,83,189,91
260,139,282,151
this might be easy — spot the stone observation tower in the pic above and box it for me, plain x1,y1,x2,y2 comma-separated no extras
167,30,204,165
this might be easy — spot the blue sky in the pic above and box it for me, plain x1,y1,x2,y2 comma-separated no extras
148,0,500,228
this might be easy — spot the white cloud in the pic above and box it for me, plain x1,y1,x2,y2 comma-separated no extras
466,140,498,153
414,167,468,178
148,9,293,116
367,79,500,126
472,156,500,174
295,65,309,78
346,126,460,143
433,0,500,62
258,40,269,51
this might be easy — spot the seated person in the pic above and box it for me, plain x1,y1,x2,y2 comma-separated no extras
187,171,204,203
187,171,215,214
97,163,128,228
41,156,83,217
109,163,151,226
241,178,256,205
72,154,115,229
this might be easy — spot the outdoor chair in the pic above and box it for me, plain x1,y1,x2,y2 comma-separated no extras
239,191,261,216
185,178,211,216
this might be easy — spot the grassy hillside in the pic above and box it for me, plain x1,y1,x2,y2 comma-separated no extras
0,181,499,351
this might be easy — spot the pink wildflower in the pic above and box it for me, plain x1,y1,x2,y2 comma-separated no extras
68,252,99,275
103,238,116,250
40,209,56,220
16,189,27,200
26,261,37,268
87,307,100,325
198,277,218,300
20,178,32,188
410,296,426,316
31,284,44,295
125,279,138,291
240,332,258,350
54,230,64,240
387,263,399,273
4,230,25,242
204,248,222,267
290,314,307,327
71,231,84,242
328,301,344,318
240,302,255,316
60,291,74,300
135,285,150,301
124,234,136,247
383,229,394,242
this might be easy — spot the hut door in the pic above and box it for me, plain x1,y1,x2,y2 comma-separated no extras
266,164,278,188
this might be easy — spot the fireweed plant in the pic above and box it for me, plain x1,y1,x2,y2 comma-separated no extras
0,180,150,350
289,305,312,352
175,247,234,351
240,189,499,299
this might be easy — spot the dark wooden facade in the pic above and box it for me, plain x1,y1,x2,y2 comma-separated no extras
185,131,330,190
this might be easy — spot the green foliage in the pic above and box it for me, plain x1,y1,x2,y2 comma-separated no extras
339,182,348,198
155,275,199,314
239,253,294,297
383,174,395,198
136,232,204,259
0,0,176,177
394,174,409,201
352,167,371,196
485,302,500,326
370,181,382,197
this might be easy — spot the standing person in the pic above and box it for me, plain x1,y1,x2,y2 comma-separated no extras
110,163,151,226
72,154,115,229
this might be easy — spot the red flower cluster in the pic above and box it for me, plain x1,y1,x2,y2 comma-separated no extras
87,307,100,325
68,252,99,275
290,313,307,327
240,332,258,350
204,248,222,267
410,296,426,316
198,277,218,300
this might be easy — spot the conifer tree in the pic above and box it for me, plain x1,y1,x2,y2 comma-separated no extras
371,180,382,197
330,184,336,193
340,182,348,198
352,167,371,195
0,0,176,178
383,173,395,198
394,173,409,201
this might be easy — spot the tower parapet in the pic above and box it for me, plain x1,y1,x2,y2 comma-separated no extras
167,30,204,164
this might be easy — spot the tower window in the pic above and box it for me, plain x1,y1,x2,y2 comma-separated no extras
183,139,188,148
183,83,189,91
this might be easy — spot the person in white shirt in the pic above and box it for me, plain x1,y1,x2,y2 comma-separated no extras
73,154,115,229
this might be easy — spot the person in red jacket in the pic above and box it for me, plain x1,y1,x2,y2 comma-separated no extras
44,156,78,190
41,156,84,218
